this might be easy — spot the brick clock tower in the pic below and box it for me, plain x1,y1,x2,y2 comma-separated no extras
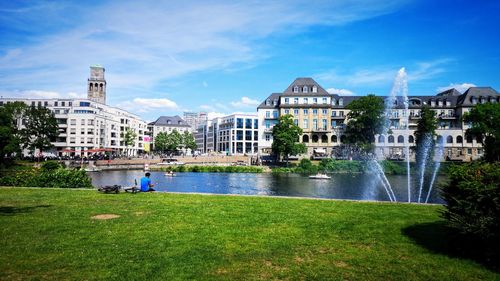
87,65,106,104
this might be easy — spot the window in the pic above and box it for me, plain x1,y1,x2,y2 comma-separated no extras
81,119,85,125
265,135,270,141
331,120,337,128
272,111,279,118
456,136,463,143
265,120,271,128
378,135,385,143
331,135,337,142
293,86,299,93
321,135,328,143
388,135,395,143
54,101,58,106
304,98,308,104
245,118,252,129
303,109,308,114
70,119,76,125
245,130,252,140
236,130,243,140
61,102,65,106
254,119,258,129
265,111,270,118
313,109,318,115
322,97,327,104
397,135,404,143
294,98,299,104
313,98,318,104
332,111,336,117
312,86,318,93
447,136,453,143
236,118,243,128
293,109,299,115
322,119,327,129
313,119,318,130
285,98,289,104
303,119,309,129
302,135,309,143
303,86,308,93
332,98,336,105
322,109,327,115
339,111,344,117
80,102,90,107
339,98,344,106
70,128,76,135
409,135,414,143
284,109,290,114
70,137,76,144
294,119,298,126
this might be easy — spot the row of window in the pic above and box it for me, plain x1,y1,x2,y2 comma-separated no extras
292,85,318,93
236,118,259,129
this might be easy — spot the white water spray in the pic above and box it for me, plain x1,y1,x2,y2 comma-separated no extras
417,134,432,203
425,137,444,203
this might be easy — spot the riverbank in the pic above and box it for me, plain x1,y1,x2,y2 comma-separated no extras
1,188,497,280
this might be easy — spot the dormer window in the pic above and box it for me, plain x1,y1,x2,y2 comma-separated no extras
430,100,435,107
339,98,344,106
438,100,443,107
446,100,451,106
293,86,299,93
312,86,317,93
471,97,477,105
480,97,485,104
332,98,336,105
273,99,278,105
266,99,271,106
303,86,308,93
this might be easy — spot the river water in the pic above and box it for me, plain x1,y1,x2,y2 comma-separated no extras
89,171,445,204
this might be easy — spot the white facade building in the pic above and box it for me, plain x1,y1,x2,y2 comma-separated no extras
0,98,149,156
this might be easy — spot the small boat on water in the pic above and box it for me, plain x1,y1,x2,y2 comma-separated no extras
309,173,331,179
164,172,176,176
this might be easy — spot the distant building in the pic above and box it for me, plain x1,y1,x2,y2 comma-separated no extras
257,77,500,161
148,115,191,151
195,113,259,155
183,111,207,131
0,98,148,157
87,65,106,104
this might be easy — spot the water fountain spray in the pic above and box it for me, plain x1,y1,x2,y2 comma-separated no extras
425,136,444,203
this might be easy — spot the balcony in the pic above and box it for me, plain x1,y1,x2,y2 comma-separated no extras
312,128,329,133
264,128,273,133
330,115,345,119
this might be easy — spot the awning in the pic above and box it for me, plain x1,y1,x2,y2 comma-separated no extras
314,148,326,154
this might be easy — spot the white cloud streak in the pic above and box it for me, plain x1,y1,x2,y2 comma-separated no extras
436,83,476,93
326,88,356,96
230,96,260,107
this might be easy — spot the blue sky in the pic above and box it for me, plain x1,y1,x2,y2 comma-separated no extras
1,0,499,121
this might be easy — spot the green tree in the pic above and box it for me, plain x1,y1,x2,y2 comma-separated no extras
20,106,58,157
182,131,197,151
122,127,137,156
272,114,306,165
167,129,183,152
344,95,385,149
0,102,27,165
463,102,500,162
154,132,169,153
414,106,437,167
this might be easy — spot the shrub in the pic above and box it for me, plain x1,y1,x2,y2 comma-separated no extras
0,167,93,188
40,161,61,171
441,162,500,258
295,159,318,174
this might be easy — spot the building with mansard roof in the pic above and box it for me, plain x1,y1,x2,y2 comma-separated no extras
257,77,500,161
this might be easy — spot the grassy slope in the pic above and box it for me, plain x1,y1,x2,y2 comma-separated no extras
0,188,497,281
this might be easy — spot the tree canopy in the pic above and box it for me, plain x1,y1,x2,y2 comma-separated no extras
272,114,306,164
154,129,188,153
344,95,385,149
122,127,137,156
463,102,500,162
19,106,58,155
182,131,197,151
414,106,437,166
0,102,26,164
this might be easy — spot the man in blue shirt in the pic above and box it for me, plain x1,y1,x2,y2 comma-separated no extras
140,172,155,192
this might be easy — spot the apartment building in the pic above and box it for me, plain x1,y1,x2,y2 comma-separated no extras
0,98,148,157
194,113,259,155
257,78,500,161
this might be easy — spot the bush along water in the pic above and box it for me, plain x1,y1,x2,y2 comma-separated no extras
0,162,93,188
153,165,264,173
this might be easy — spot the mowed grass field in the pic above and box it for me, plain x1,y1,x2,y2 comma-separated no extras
0,187,498,280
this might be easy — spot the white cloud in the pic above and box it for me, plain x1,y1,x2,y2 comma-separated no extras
206,112,226,120
0,0,411,97
0,90,86,99
133,98,178,109
230,96,260,107
436,83,476,94
326,88,356,96
316,58,453,87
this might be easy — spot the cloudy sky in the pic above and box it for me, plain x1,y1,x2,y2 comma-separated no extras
1,0,499,121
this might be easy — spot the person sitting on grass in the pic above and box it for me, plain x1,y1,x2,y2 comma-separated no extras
140,172,155,192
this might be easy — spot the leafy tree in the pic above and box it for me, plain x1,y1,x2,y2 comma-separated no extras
121,127,137,156
344,95,385,149
20,106,58,156
182,131,197,151
0,102,27,164
272,114,306,165
414,106,437,167
167,129,183,152
154,132,169,153
463,103,500,162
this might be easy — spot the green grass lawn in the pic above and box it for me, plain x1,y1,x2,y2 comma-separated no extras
0,188,498,280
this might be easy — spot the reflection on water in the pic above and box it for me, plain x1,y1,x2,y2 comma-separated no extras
89,171,445,204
